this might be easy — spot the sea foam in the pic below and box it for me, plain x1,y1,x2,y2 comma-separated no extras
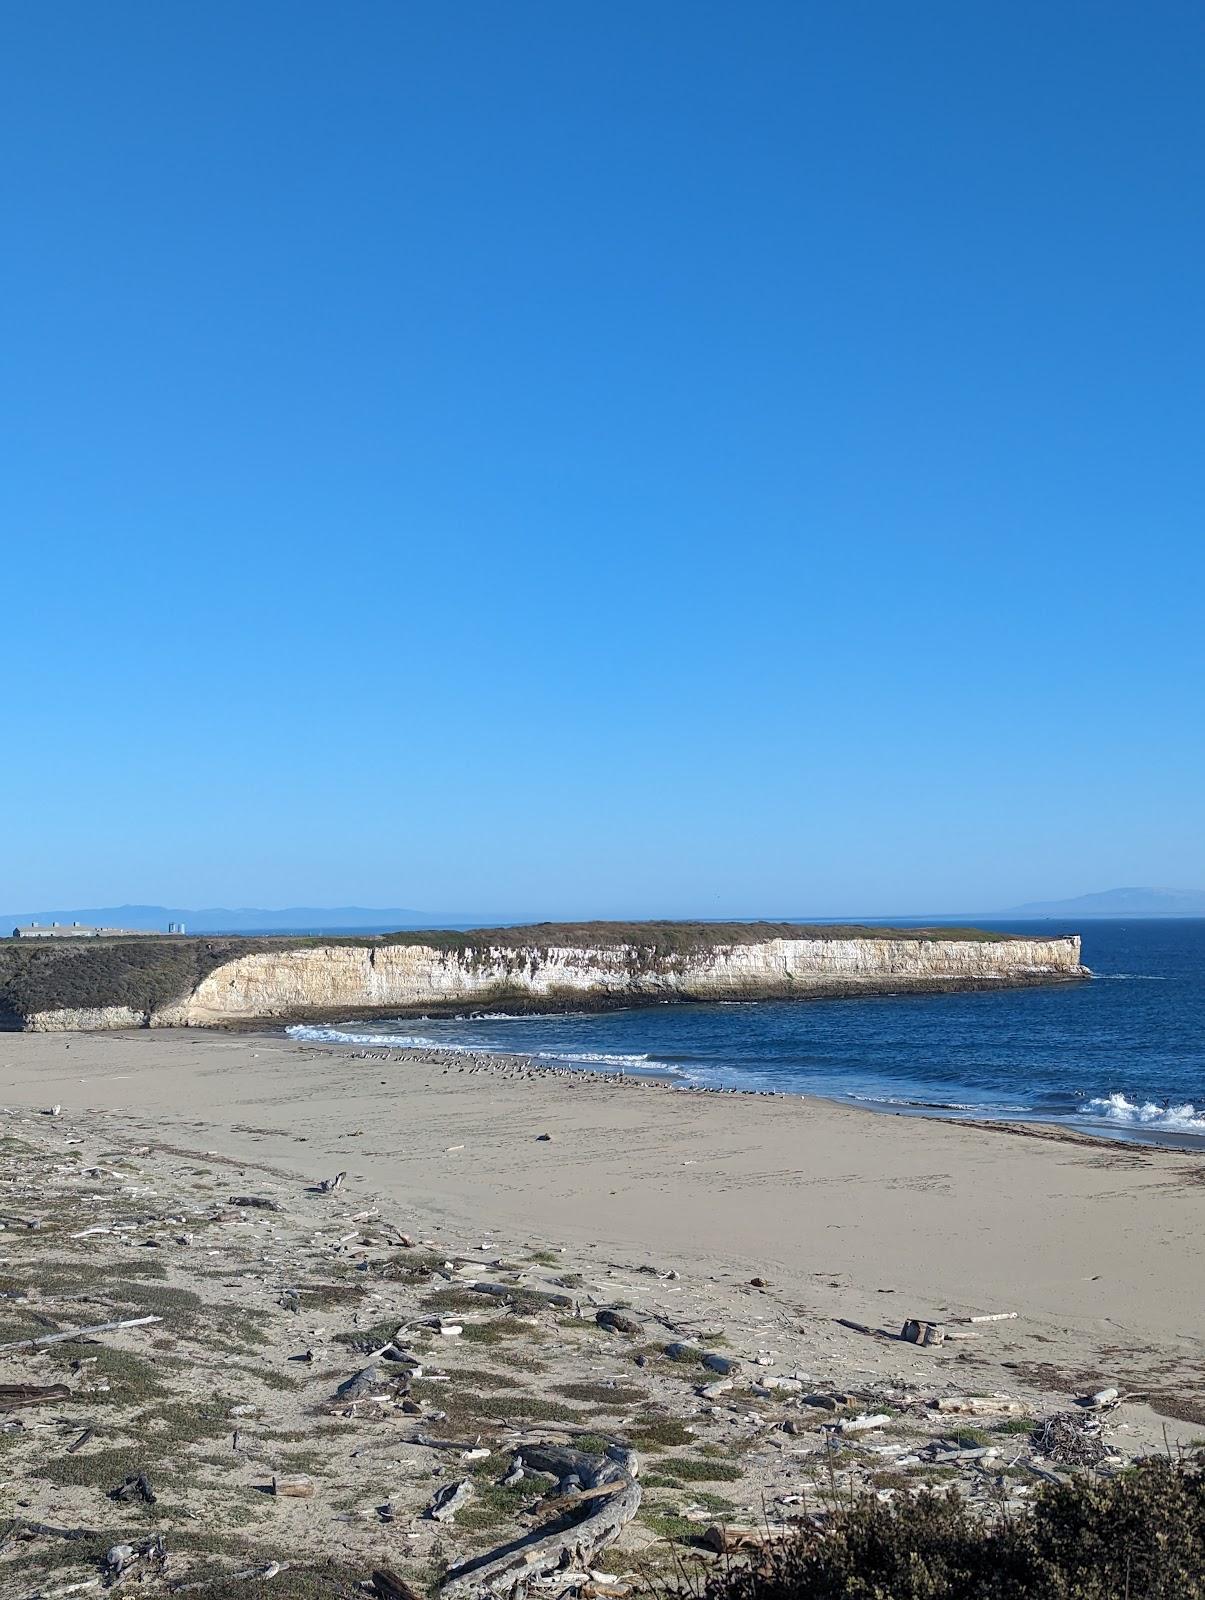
1084,1093,1205,1132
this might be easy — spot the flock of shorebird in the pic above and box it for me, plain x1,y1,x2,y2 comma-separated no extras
333,1044,786,1095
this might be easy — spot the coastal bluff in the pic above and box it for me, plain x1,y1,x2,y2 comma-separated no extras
0,922,1087,1031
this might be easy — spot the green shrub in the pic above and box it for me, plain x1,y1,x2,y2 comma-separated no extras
683,1460,1204,1600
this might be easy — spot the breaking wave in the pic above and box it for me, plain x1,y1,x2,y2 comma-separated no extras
1084,1093,1205,1133
535,1049,658,1069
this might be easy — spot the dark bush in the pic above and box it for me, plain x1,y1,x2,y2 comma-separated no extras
689,1460,1204,1600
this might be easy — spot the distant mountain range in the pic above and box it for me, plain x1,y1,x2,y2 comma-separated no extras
1003,887,1205,918
4,888,1204,936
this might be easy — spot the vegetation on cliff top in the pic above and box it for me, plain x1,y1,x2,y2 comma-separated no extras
0,920,1020,1022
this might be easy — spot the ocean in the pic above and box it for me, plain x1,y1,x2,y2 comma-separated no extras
287,919,1205,1149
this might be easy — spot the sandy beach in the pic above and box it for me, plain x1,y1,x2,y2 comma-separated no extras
6,1029,1203,1403
2,1027,1204,1593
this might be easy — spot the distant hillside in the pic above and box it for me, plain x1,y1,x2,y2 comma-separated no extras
1007,887,1205,918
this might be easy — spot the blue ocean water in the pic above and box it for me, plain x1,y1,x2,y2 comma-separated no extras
288,920,1205,1147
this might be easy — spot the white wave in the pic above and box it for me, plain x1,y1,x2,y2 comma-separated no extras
465,1011,586,1021
1084,1093,1205,1132
534,1049,657,1069
1096,974,1171,981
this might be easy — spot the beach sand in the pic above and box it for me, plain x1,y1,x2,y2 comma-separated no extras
6,1029,1203,1397
2,1028,1203,1592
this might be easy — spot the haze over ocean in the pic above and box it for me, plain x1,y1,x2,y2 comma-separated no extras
291,921,1205,1147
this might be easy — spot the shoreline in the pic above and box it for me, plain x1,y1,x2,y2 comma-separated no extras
281,1026,1205,1157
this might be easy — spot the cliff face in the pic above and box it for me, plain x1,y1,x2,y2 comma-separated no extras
21,934,1086,1030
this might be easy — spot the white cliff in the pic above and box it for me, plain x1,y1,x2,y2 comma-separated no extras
21,933,1085,1030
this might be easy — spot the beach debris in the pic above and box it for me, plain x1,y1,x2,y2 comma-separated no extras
804,1391,857,1410
415,1434,490,1454
595,1309,643,1337
931,1395,1025,1416
317,1172,347,1194
440,1444,641,1599
836,1317,891,1340
471,1281,572,1309
333,1366,385,1404
536,1133,553,1142
701,1352,741,1376
109,1471,156,1504
0,1212,41,1231
0,1382,72,1411
228,1195,281,1211
66,1427,94,1455
701,1526,769,1555
902,1319,946,1347
749,1277,768,1288
102,1534,166,1584
962,1310,1018,1324
833,1412,891,1434
373,1570,427,1600
427,1477,474,1522
173,1561,291,1593
1032,1411,1111,1466
1080,1386,1120,1409
0,1314,162,1354
273,1473,316,1498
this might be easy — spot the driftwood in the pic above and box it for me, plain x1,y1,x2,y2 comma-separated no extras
0,1382,71,1410
471,1282,572,1309
171,1561,290,1593
832,1412,891,1434
931,1395,1025,1416
109,1471,156,1504
373,1571,427,1600
835,1318,891,1340
0,1314,162,1353
427,1478,474,1522
273,1473,315,1498
701,1525,770,1554
66,1428,94,1455
227,1195,281,1211
440,1443,641,1600
103,1534,166,1583
902,1319,946,1346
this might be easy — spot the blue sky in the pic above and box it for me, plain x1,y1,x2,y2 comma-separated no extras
3,2,1203,918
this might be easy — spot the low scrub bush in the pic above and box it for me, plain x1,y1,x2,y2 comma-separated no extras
685,1460,1203,1599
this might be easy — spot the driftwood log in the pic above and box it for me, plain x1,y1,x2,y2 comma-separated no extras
0,1382,72,1410
440,1443,641,1600
0,1314,163,1353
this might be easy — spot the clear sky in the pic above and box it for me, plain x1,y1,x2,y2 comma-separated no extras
3,2,1203,918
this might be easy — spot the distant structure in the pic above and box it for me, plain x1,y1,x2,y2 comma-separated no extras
11,921,159,940
167,921,186,935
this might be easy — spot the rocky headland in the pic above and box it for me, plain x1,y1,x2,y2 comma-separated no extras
0,923,1087,1032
